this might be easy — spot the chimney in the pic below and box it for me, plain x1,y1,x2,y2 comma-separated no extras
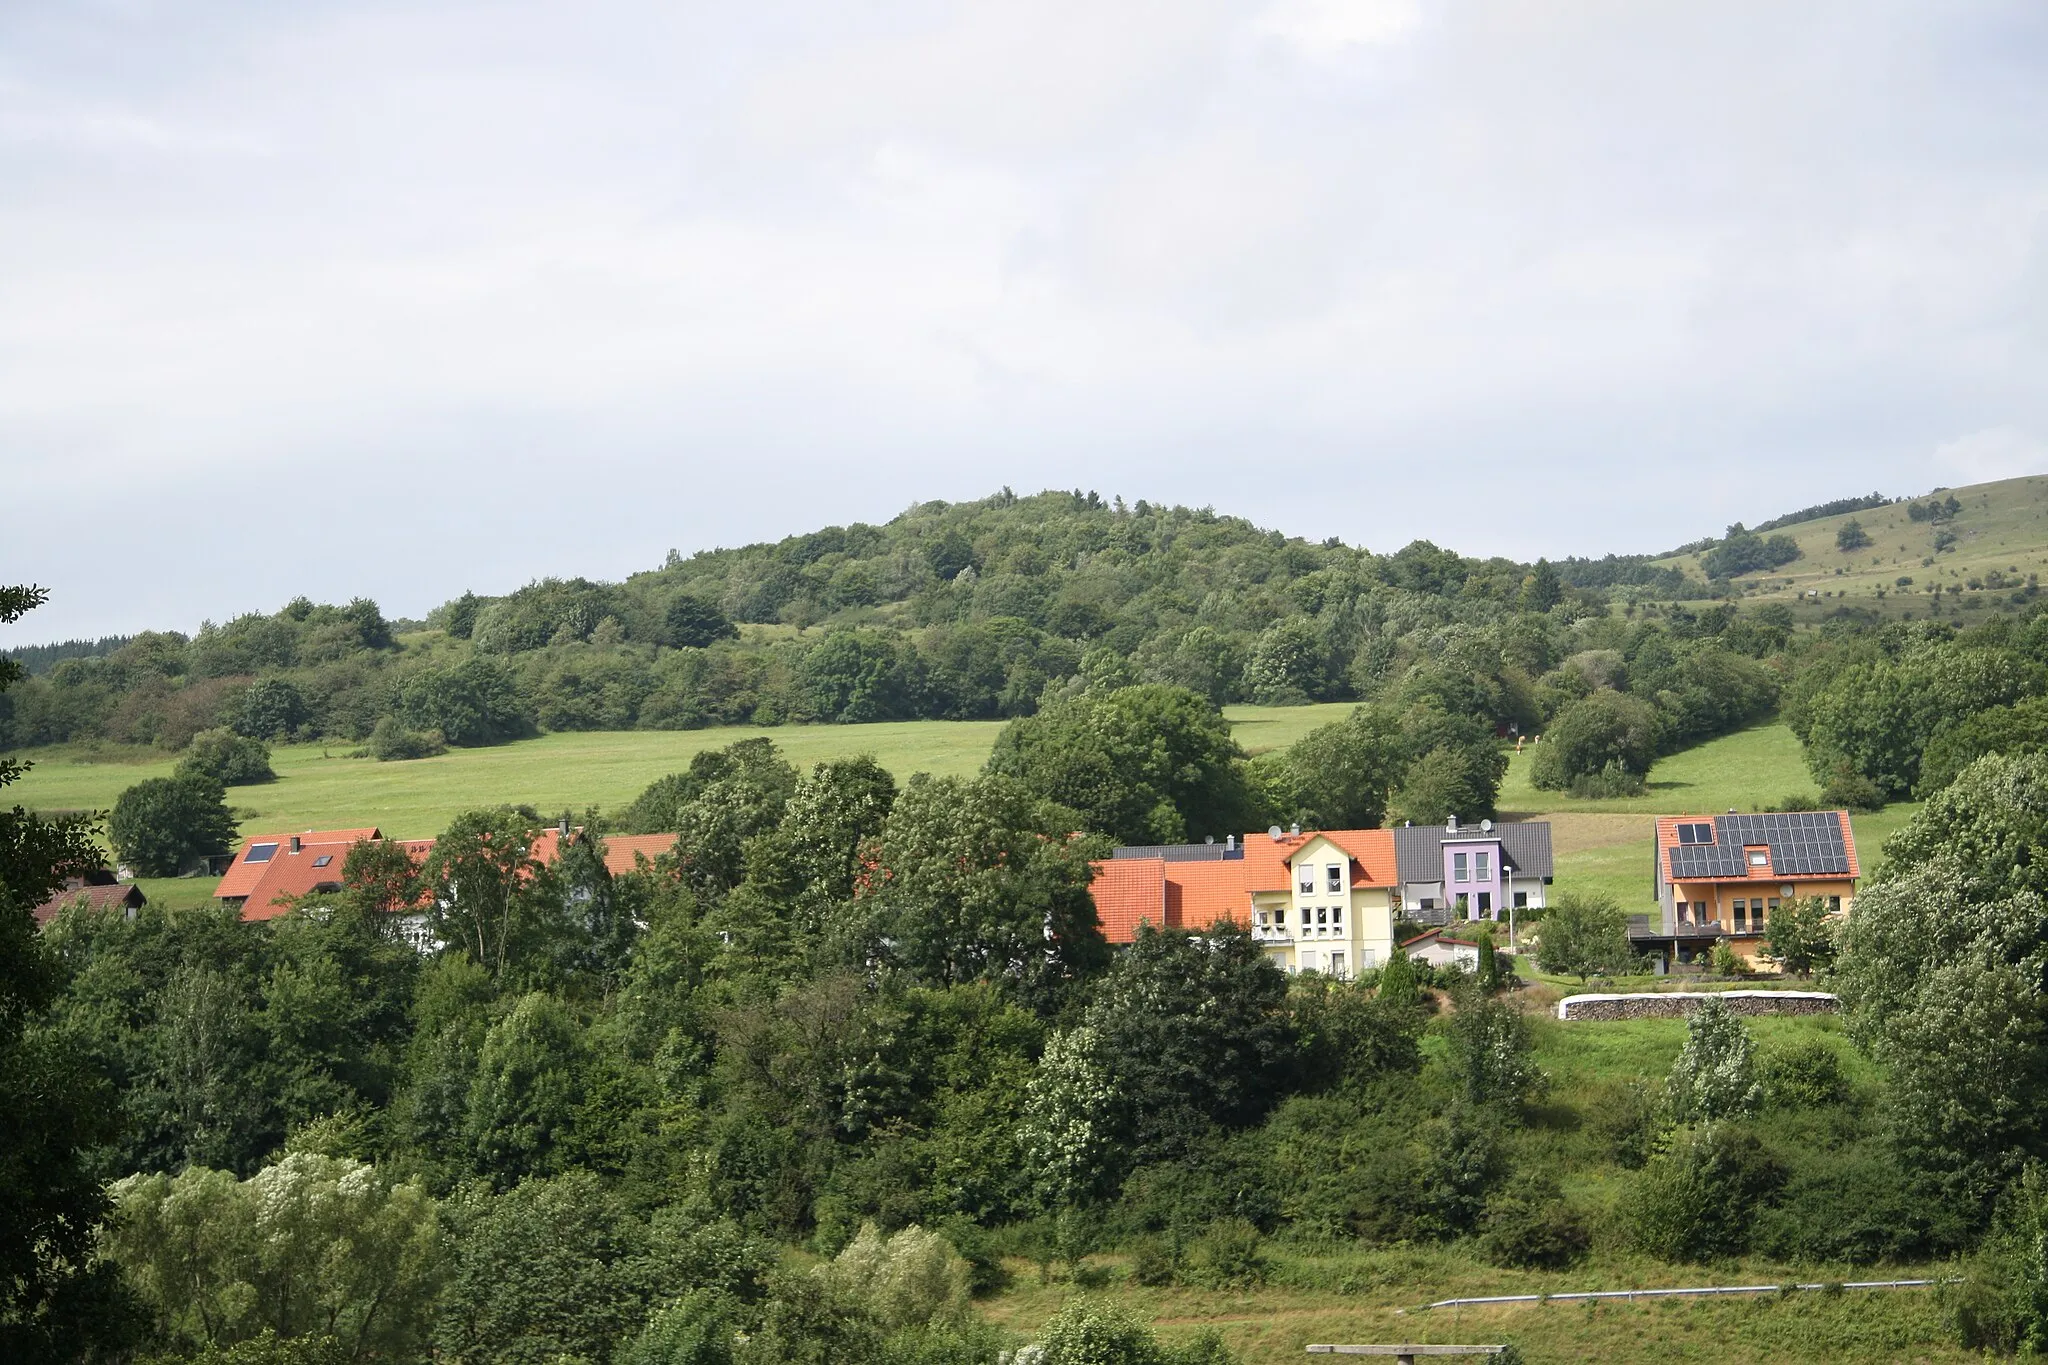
1226,835,1236,852
289,836,302,854
560,813,572,837
1289,822,1300,836
1447,815,1458,832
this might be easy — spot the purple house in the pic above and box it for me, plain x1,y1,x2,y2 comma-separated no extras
1393,816,1553,923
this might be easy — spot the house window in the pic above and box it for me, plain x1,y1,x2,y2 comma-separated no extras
1419,898,1437,911
1678,902,1692,925
1733,898,1748,931
1453,852,1469,882
1298,864,1314,895
1477,892,1492,915
1326,864,1342,893
1330,904,1342,927
1829,896,1842,912
1677,822,1714,845
1316,906,1328,927
1747,848,1768,867
1764,898,1779,922
1694,901,1708,922
312,855,333,868
1301,906,1312,928
1475,851,1491,881
1329,951,1347,979
1455,892,1469,914
1513,891,1528,909
245,843,278,864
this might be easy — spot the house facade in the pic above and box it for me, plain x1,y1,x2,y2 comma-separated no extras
1633,810,1860,971
1089,827,1400,978
1392,817,1552,923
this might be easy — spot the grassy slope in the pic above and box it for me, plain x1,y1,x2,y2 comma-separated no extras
1653,472,2048,621
979,1013,1960,1365
3,703,1360,844
1498,723,1915,910
11,709,1921,913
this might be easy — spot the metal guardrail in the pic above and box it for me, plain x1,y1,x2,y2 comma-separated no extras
1423,1278,1943,1310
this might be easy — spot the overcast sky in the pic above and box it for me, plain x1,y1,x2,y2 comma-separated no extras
4,0,2046,640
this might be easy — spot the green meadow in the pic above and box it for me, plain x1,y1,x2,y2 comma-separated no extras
12,708,1914,919
4,703,1358,843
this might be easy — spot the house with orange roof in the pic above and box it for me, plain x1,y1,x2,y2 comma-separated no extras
1089,825,1401,978
213,817,681,940
1635,810,1860,971
214,828,384,918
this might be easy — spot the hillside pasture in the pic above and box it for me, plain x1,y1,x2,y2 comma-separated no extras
3,703,1360,844
1652,472,2048,621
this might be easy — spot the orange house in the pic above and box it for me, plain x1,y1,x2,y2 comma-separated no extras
1638,810,1860,971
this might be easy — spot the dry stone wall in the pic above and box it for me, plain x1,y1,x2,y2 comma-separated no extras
1557,990,1838,1021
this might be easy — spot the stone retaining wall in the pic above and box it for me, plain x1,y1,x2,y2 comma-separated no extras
1557,990,1838,1021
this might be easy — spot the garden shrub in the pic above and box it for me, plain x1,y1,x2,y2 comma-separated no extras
1626,1123,1783,1262
1759,1038,1849,1110
1185,1219,1266,1289
1480,1182,1590,1269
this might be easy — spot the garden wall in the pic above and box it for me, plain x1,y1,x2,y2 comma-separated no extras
1557,990,1839,1021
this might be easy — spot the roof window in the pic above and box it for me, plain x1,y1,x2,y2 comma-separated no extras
1747,848,1769,867
312,855,333,868
245,843,278,863
1676,823,1714,845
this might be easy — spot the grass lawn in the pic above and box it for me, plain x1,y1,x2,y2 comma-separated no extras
3,703,1361,843
1498,723,1820,818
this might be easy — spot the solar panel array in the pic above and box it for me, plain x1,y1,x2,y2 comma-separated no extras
1666,811,1850,880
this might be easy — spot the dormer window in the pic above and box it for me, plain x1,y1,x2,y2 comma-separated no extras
1326,863,1342,893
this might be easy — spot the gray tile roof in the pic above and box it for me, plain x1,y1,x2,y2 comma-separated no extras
1394,821,1553,882
1112,842,1245,862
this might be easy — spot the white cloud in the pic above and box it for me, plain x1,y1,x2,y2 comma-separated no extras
1251,0,1423,54
1935,426,2048,484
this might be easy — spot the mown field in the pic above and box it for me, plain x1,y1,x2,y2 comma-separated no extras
3,702,1354,843
1652,472,2048,622
14,709,1924,920
978,1009,1960,1365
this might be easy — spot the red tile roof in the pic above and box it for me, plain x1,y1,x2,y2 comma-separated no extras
531,829,678,877
32,881,145,927
1088,828,1401,944
215,829,380,902
237,838,366,921
1090,857,1170,941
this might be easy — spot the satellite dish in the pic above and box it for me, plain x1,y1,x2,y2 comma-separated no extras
1481,819,1494,832
1268,825,1284,841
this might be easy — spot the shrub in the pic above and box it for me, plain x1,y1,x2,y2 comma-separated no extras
1480,1183,1591,1270
177,727,275,785
1032,1298,1241,1365
364,715,447,761
1185,1219,1265,1289
1707,940,1748,977
1820,764,1886,812
1534,892,1638,981
1529,691,1660,791
1666,999,1761,1123
1626,1123,1782,1262
816,1223,971,1332
1127,1236,1180,1288
1567,759,1647,799
1759,1039,1848,1109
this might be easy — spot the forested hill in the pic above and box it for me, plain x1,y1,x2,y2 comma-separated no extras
5,481,2041,818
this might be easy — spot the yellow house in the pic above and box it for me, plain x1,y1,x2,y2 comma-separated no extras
1089,827,1403,979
